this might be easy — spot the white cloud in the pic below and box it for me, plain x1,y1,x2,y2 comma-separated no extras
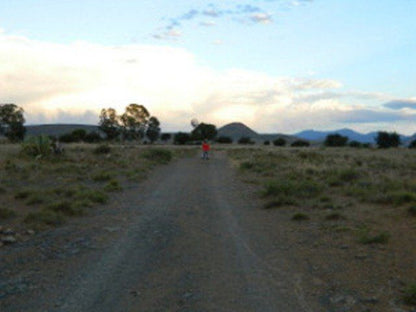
250,13,273,24
0,32,413,134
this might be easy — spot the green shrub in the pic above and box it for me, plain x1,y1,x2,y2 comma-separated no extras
47,200,84,216
14,190,32,199
403,283,416,306
76,189,108,204
273,138,286,146
240,161,254,170
349,141,362,148
104,179,122,192
358,230,390,244
291,140,310,147
324,134,348,147
238,137,255,145
292,213,310,221
26,193,46,205
389,191,416,206
0,207,16,219
93,171,113,182
216,136,233,144
408,206,416,216
24,210,65,226
325,212,345,221
143,148,172,164
263,198,296,209
263,180,323,198
93,144,111,155
21,135,51,157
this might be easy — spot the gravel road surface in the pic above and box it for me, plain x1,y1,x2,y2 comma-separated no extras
1,152,313,312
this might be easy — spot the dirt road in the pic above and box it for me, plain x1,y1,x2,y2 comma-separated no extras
1,152,314,311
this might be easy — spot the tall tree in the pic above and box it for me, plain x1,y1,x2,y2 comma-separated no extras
324,134,348,147
99,108,120,140
146,116,161,143
0,104,26,142
376,131,400,148
191,123,217,141
120,104,150,140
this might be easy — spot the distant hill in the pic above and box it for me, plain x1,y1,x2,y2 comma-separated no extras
295,128,413,144
26,124,99,137
218,122,261,141
218,122,298,143
295,128,377,143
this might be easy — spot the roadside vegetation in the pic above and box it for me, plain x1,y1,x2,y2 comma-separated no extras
229,147,416,309
0,143,188,232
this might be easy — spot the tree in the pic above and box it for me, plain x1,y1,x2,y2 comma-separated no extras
238,137,254,145
273,138,286,146
409,139,416,149
324,134,348,147
376,131,400,148
349,140,362,148
174,132,191,145
291,140,310,147
0,104,26,142
191,123,217,141
161,133,171,143
146,116,161,143
217,136,233,144
120,104,150,140
71,129,87,142
99,108,120,140
84,131,102,143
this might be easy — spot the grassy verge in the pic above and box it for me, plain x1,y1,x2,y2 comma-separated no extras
0,144,188,231
228,146,416,308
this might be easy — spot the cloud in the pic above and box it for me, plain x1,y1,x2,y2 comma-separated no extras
200,21,216,27
335,109,415,123
152,0,313,39
383,99,416,110
1,31,414,134
250,13,273,24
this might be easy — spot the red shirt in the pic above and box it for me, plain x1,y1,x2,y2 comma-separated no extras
202,143,210,151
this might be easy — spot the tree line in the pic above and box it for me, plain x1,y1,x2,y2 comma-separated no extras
1,103,415,148
0,103,161,143
98,104,160,142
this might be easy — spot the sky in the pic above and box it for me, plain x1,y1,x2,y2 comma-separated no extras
0,0,415,134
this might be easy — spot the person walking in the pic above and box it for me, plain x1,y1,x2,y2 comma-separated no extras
202,140,210,160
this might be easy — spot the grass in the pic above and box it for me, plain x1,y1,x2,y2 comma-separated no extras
292,213,310,221
14,190,32,199
93,171,113,182
1,143,187,232
104,179,122,192
263,179,323,199
47,200,84,216
0,207,16,220
358,229,390,245
24,210,65,227
142,148,173,164
408,206,416,217
403,283,416,306
325,212,346,221
263,197,297,209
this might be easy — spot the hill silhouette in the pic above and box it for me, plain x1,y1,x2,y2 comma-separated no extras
218,122,296,143
217,122,260,141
